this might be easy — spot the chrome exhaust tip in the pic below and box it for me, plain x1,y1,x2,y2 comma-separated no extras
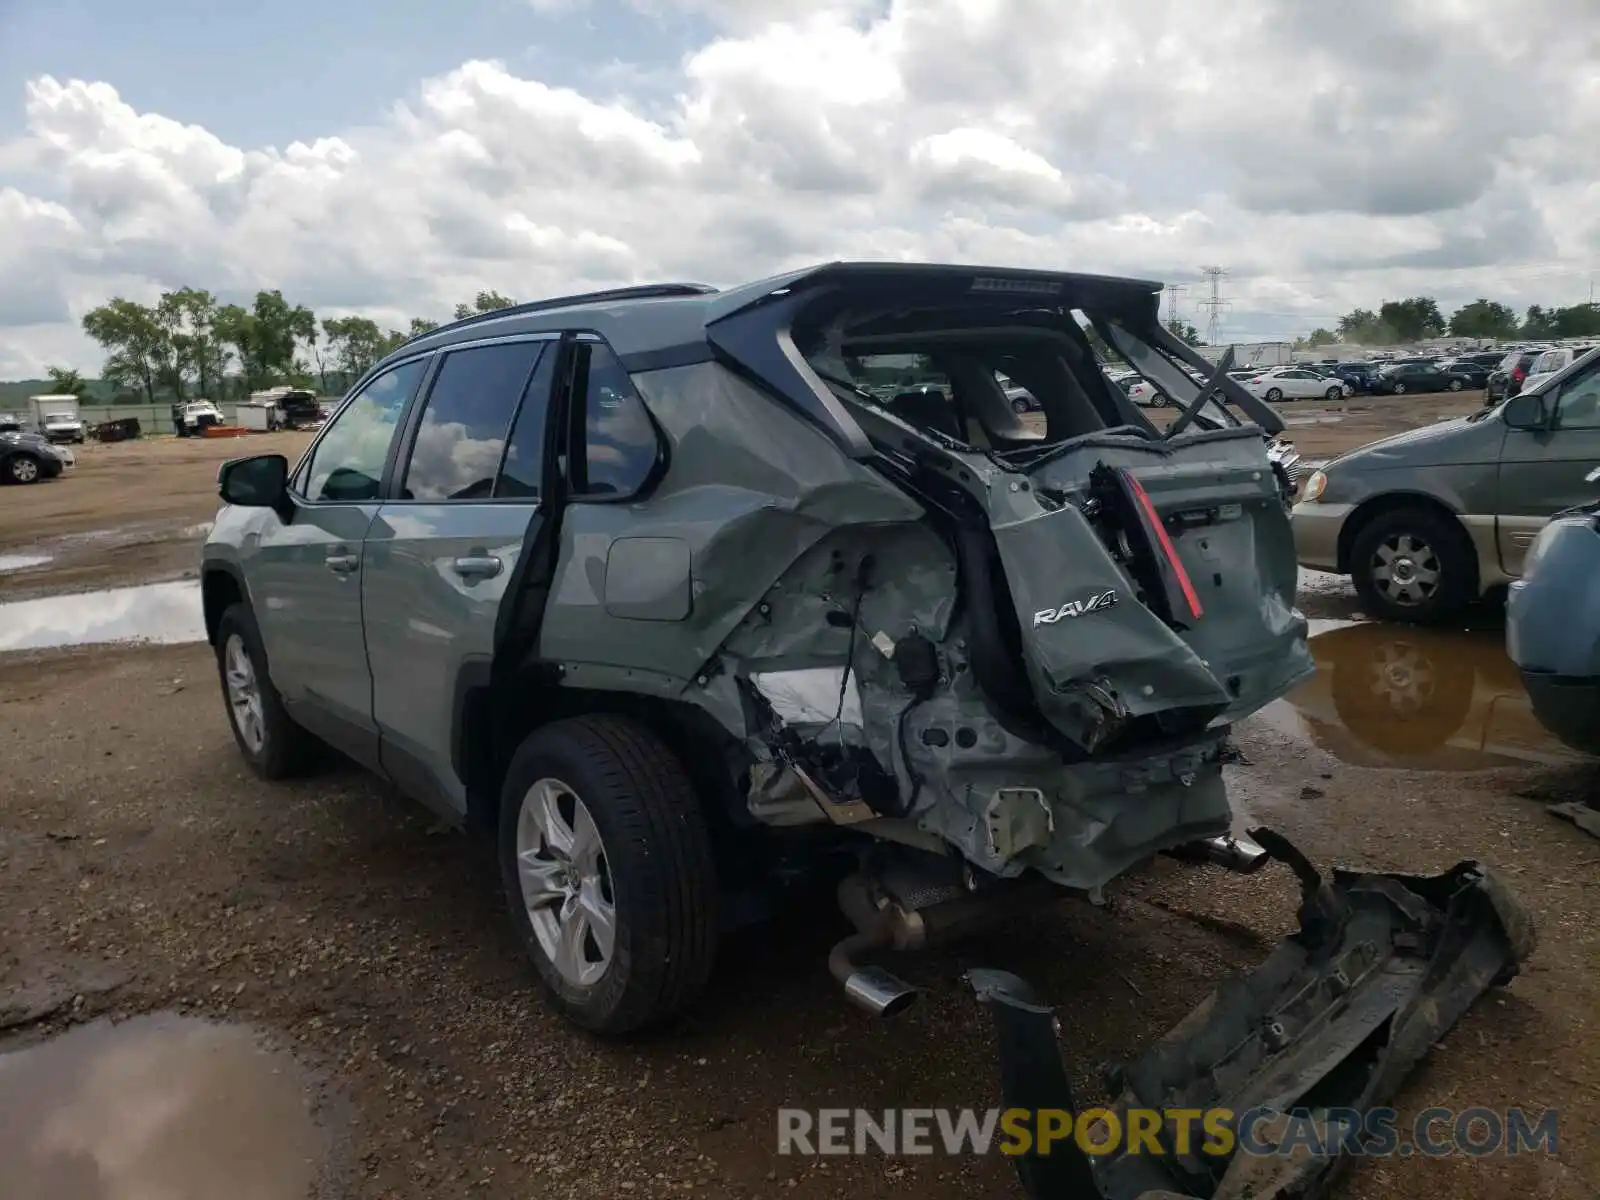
1169,831,1272,874
841,966,919,1017
1196,831,1271,873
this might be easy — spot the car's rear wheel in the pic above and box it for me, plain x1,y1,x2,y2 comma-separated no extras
1325,385,1342,400
5,453,42,484
213,603,322,778
1391,381,1408,394
1012,397,1029,415
1350,507,1475,624
1265,387,1284,403
1448,378,1464,392
498,715,718,1035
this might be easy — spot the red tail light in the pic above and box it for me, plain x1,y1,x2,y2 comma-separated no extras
1513,367,1527,382
1122,471,1204,621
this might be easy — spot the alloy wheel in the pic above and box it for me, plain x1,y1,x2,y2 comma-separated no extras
516,778,617,988
10,457,38,483
223,633,266,752
1369,532,1441,608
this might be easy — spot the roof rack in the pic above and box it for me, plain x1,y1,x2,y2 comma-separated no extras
433,282,721,338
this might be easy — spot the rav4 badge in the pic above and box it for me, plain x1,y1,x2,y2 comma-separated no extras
1032,589,1119,627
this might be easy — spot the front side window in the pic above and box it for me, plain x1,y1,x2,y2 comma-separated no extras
573,342,661,497
400,341,546,501
1555,364,1600,430
303,358,426,502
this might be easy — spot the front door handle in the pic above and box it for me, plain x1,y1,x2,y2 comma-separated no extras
452,555,502,581
325,551,359,575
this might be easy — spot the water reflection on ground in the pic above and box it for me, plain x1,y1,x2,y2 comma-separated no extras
1268,621,1582,770
0,1013,321,1199
0,580,204,652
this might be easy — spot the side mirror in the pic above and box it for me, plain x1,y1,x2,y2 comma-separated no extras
218,454,289,507
1503,393,1549,431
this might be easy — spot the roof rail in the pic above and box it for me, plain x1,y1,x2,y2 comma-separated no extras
432,282,721,338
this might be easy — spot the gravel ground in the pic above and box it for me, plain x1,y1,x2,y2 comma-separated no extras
3,386,1596,1199
1,627,1595,1199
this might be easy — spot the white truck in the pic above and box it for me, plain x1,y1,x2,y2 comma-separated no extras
29,395,86,444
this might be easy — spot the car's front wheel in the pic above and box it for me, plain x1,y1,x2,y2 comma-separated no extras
498,715,718,1035
1391,381,1408,394
1325,385,1343,400
213,603,322,778
1448,378,1464,392
1011,397,1029,415
5,453,42,484
1350,507,1475,624
1265,387,1284,403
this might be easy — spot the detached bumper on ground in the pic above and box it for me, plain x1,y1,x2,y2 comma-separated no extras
971,828,1535,1200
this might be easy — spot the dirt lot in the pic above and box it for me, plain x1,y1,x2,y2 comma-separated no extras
0,431,313,600
4,387,1598,1200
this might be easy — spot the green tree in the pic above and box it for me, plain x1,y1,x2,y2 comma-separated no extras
159,287,230,400
453,290,516,321
408,317,440,336
1165,318,1203,346
1447,298,1519,340
44,366,89,398
1549,303,1600,338
216,290,318,393
322,315,389,383
1377,297,1446,343
1337,308,1385,344
82,298,168,404
1521,305,1556,338
1305,328,1338,348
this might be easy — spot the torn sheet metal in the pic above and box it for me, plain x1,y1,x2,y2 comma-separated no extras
970,831,1536,1200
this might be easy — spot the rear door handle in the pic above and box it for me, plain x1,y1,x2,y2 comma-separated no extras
325,550,359,574
452,555,502,581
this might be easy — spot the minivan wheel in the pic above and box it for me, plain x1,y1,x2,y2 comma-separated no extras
213,603,322,779
6,454,41,484
1350,508,1475,624
498,715,717,1035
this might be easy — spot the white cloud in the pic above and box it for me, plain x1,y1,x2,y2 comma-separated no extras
2,0,1598,376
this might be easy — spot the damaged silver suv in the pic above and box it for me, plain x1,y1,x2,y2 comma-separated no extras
201,262,1319,1033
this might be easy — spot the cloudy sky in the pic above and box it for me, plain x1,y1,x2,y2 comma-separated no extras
0,0,1596,378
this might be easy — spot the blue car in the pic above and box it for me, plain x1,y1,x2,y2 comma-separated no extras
1506,498,1600,755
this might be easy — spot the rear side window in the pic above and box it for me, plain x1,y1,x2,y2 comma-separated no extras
1533,351,1564,375
401,341,545,501
494,347,557,499
573,342,660,497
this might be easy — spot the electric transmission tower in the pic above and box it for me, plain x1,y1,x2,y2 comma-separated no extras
1198,266,1232,347
1163,283,1188,331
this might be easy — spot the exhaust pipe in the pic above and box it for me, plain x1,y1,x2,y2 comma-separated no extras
828,873,1061,1017
1170,831,1271,874
828,929,918,1016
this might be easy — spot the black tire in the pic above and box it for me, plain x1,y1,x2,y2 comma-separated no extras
1391,381,1407,395
1349,507,1476,624
1012,397,1029,415
1265,387,1284,403
1448,378,1464,392
1325,385,1343,401
213,603,321,779
498,715,718,1035
4,453,43,484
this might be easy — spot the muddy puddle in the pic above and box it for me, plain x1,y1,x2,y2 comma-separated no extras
0,1013,322,1199
0,552,53,572
1267,620,1584,770
0,580,204,652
